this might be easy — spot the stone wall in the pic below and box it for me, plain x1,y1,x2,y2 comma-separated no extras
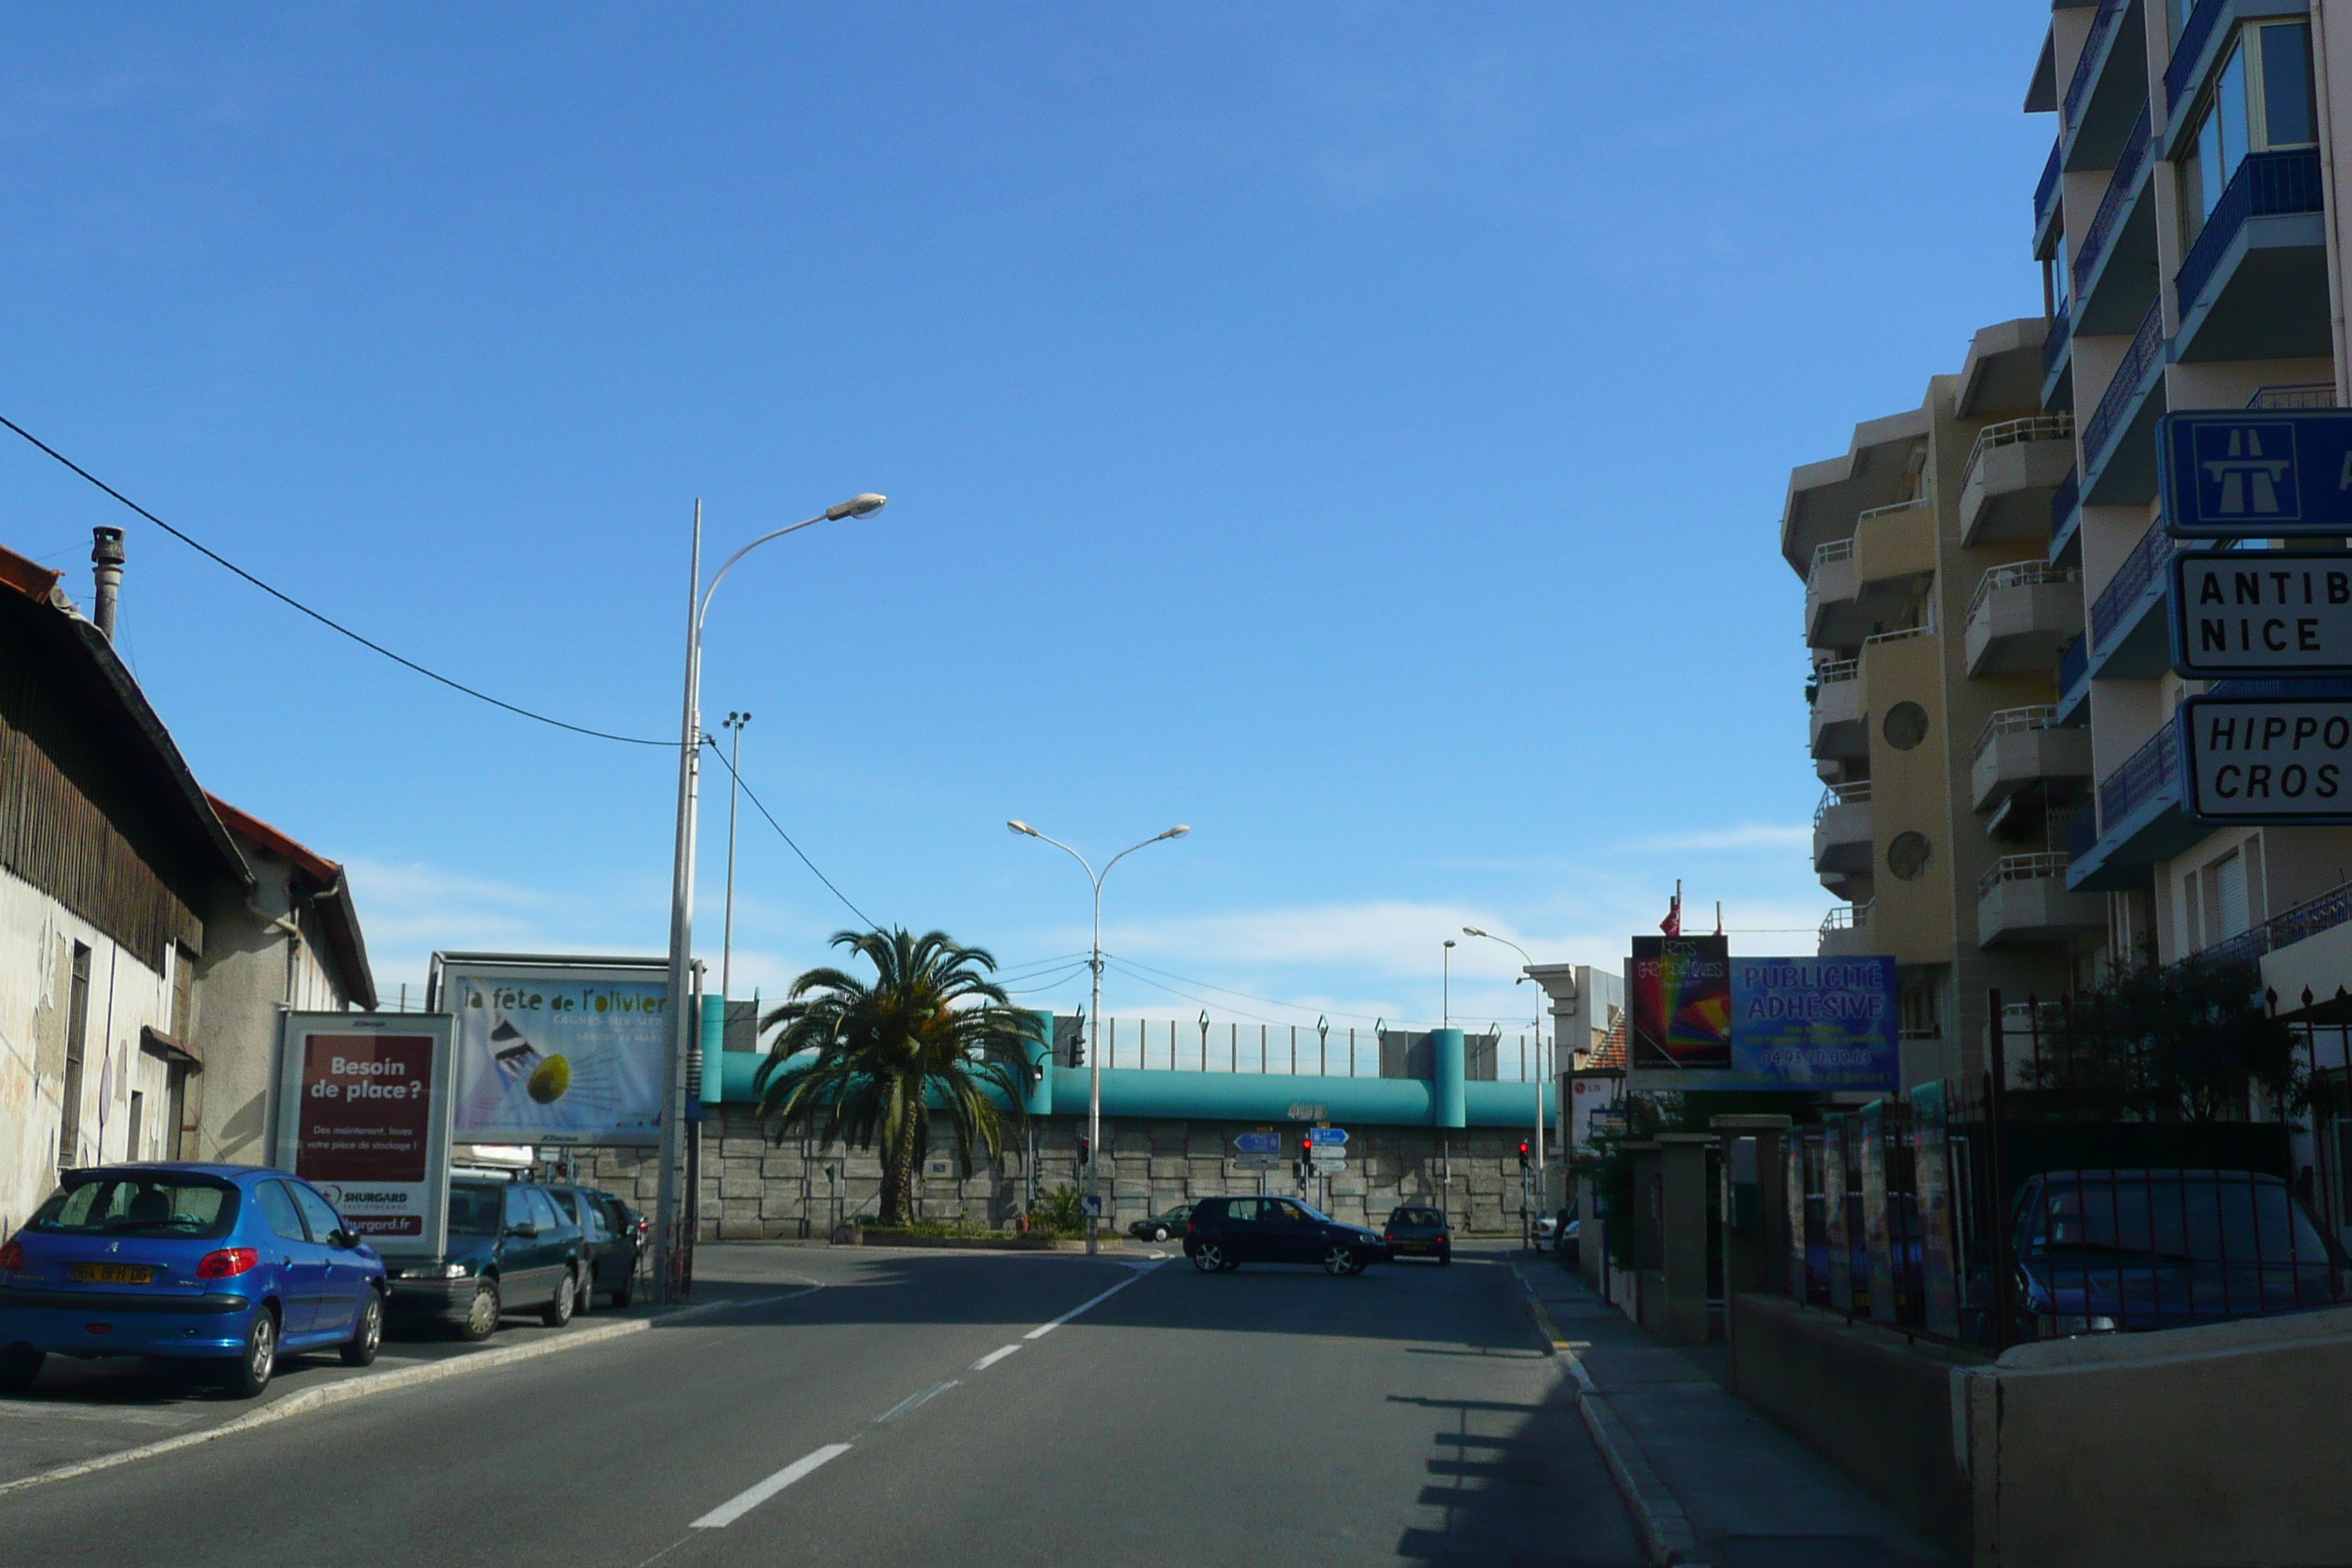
566,1111,1545,1240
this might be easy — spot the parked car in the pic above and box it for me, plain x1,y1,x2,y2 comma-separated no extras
1184,1196,1389,1275
546,1184,642,1310
1127,1204,1194,1243
382,1177,585,1341
1553,1207,1580,1266
0,1163,385,1398
1381,1205,1452,1264
2010,1168,2348,1340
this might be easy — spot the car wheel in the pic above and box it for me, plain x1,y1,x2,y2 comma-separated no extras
0,1344,43,1393
1151,1226,1170,1242
573,1269,594,1318
459,1279,501,1342
1323,1244,1358,1277
542,1269,577,1328
1438,1249,1452,1267
1191,1242,1228,1273
227,1309,277,1398
340,1289,383,1367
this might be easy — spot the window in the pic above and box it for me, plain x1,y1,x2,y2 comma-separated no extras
30,1175,237,1240
526,1188,563,1231
1223,1199,1259,1223
2185,23,2317,230
2214,850,2250,941
59,941,91,1166
252,1180,308,1243
291,1184,344,1243
448,1185,503,1235
502,1185,532,1229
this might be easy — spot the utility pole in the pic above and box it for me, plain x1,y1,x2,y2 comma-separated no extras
720,712,752,998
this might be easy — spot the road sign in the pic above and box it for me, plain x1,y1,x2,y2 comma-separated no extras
2162,410,2352,538
1078,1193,1106,1218
1234,1131,1281,1155
1307,1126,1348,1146
1232,1153,1281,1172
2170,550,2352,676
1309,1150,1345,1170
2179,696,2352,823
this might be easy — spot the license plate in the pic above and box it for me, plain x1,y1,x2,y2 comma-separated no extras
69,1263,154,1284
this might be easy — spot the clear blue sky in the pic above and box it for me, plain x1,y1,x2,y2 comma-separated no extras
3,4,2050,1039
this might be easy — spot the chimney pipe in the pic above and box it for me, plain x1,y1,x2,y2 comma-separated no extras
91,527,124,642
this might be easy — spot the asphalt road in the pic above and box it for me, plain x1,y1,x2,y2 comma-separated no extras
1,1241,1640,1567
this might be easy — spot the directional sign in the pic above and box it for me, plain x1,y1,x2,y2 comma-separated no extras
2162,410,2352,538
1233,1131,1282,1155
1307,1126,1348,1146
1232,1153,1282,1172
2170,550,2352,676
2179,696,2352,824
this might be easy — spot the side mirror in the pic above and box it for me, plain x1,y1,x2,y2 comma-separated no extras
505,1224,538,1239
332,1228,361,1249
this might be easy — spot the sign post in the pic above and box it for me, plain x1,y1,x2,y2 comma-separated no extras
274,1011,454,1261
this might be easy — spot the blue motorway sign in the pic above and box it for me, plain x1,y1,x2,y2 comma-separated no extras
1307,1126,1348,1145
1233,1131,1281,1154
2162,410,2352,538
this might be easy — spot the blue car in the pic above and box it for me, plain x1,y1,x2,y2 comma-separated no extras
0,1163,386,1398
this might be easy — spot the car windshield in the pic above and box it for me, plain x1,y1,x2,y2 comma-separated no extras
2024,1175,2332,1265
30,1175,238,1239
448,1185,505,1235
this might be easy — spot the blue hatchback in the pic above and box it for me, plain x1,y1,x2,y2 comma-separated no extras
0,1163,386,1398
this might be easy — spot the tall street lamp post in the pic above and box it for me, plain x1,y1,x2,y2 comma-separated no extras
720,712,752,998
1463,926,1548,1175
1442,938,1456,1028
655,493,886,1306
1007,820,1189,1256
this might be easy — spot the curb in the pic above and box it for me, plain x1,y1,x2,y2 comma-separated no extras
0,1284,815,1501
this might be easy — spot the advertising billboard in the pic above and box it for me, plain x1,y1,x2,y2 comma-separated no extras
1627,935,1733,1070
274,1011,453,1259
1627,953,1898,1093
433,955,671,1147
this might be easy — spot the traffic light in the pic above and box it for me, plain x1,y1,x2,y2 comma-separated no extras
1299,1135,1313,1181
1076,1134,1091,1174
1517,1140,1531,1172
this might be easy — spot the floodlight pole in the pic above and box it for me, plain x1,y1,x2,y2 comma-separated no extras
1464,927,1548,1176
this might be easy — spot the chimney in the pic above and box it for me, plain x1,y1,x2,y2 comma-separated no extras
91,527,124,642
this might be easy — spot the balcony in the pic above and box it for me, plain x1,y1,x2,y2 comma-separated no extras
1809,659,1866,761
2041,306,2074,412
2033,135,2063,252
1965,562,2083,677
1805,538,1859,645
2163,0,2242,150
2068,716,2212,892
1971,706,2095,813
1959,415,2076,546
2081,299,2169,505
1818,900,1875,960
2055,631,2091,726
2062,0,2146,172
1979,853,2108,946
1813,783,1872,877
2046,465,2081,567
2175,149,2327,363
2071,108,2157,337
2255,878,2352,1016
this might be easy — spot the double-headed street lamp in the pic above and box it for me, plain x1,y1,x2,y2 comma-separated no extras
1007,819,1189,1256
655,492,886,1305
1462,926,1548,1175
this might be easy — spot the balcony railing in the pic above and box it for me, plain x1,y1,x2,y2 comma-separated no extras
1980,851,2073,901
1968,560,2078,625
2081,298,2166,475
2165,0,2228,110
2042,304,2073,376
2064,0,2127,128
1817,657,1858,686
1863,621,1931,649
2089,516,2176,649
1855,495,1927,525
2048,466,2078,532
2095,718,2180,835
2035,135,2064,230
2176,148,2324,317
2064,800,2097,862
2058,630,2088,693
2248,382,2336,410
2073,106,2152,297
1962,412,2074,492
1820,901,1874,938
1808,536,1855,585
1814,780,1872,826
1972,705,2060,766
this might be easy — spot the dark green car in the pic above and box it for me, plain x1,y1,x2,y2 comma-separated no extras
1128,1204,1194,1243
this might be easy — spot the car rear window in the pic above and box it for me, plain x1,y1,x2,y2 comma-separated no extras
1391,1207,1443,1226
31,1175,238,1240
448,1184,504,1235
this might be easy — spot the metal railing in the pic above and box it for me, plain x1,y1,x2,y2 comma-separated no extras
2082,298,2166,478
1972,705,2060,766
1963,413,2074,494
1855,495,1928,524
2095,717,2181,835
1817,657,1859,685
2073,106,2152,297
2035,134,2064,230
2177,149,2324,318
2089,516,2177,649
2181,875,2352,975
2049,466,2079,535
2165,0,2228,111
1820,901,1874,938
2063,0,2127,129
2248,382,2336,410
1809,536,1856,586
1864,620,1932,649
2059,630,2089,694
1970,560,2078,625
2043,304,2073,377
1980,851,2073,901
2065,799,2098,862
1814,780,1872,827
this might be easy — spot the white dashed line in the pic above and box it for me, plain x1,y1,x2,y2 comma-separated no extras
872,1379,959,1424
970,1344,1022,1371
1022,1260,1161,1340
689,1443,853,1528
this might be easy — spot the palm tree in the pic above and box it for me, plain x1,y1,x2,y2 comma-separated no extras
755,927,1037,1226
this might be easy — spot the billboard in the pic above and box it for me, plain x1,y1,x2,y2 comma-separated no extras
434,956,671,1146
274,1011,453,1259
1627,935,1733,1070
1627,953,1898,1093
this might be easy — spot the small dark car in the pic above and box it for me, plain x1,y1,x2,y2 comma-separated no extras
1382,1205,1452,1264
1184,1195,1388,1275
1128,1204,1194,1243
382,1178,585,1340
547,1185,643,1309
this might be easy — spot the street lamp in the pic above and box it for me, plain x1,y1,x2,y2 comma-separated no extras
1442,938,1456,1028
1463,925,1549,1177
1008,818,1190,1256
655,492,886,1305
720,712,753,998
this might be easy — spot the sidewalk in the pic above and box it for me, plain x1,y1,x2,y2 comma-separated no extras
1513,1256,1944,1568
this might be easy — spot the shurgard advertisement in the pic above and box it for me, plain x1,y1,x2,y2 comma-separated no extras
276,1013,452,1256
1627,936,1733,1070
443,961,668,1145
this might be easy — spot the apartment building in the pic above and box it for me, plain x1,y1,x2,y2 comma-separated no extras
1784,324,2092,1090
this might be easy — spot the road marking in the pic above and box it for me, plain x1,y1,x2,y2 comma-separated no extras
689,1443,853,1528
1021,1260,1160,1340
970,1344,1022,1371
872,1379,959,1424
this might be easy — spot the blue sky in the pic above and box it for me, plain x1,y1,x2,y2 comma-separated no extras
3,4,2051,1042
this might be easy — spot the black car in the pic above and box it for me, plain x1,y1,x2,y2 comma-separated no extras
1381,1204,1452,1264
1128,1203,1194,1243
1183,1195,1389,1275
548,1184,644,1308
382,1178,587,1341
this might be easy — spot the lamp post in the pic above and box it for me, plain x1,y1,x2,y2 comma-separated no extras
1463,926,1548,1176
720,712,752,998
1008,819,1189,1256
655,492,886,1307
1442,938,1455,1028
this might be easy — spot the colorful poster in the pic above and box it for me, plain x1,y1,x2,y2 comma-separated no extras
1911,1079,1961,1340
1627,953,1898,1093
1627,936,1733,1070
442,961,668,1145
275,1013,452,1258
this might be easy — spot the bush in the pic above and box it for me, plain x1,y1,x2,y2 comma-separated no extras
1028,1183,1086,1237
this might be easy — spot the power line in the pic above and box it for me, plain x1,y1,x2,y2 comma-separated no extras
704,742,878,932
0,412,671,747
1100,952,1405,1025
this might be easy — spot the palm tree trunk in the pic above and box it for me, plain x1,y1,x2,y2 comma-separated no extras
882,1115,921,1225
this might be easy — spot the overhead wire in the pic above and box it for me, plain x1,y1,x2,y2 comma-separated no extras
703,742,878,931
